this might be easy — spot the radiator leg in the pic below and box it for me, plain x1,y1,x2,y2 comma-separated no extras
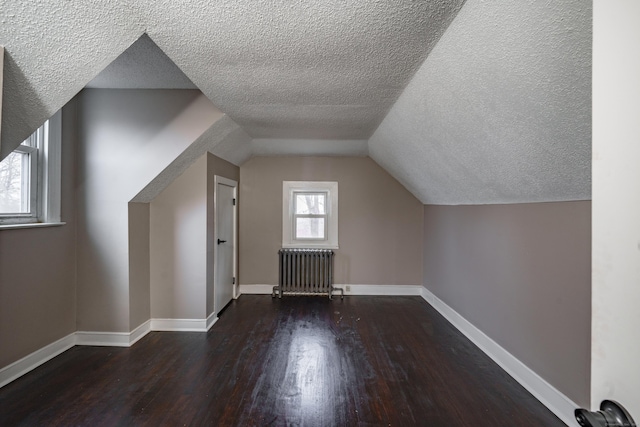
331,286,344,300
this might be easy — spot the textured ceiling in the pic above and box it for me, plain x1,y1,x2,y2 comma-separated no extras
0,0,592,204
252,139,368,157
369,0,591,204
0,0,465,158
86,34,197,90
132,115,252,203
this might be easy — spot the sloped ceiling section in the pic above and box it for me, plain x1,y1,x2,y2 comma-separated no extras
132,115,251,203
369,0,592,205
252,139,368,157
86,34,198,90
0,0,145,159
146,1,465,141
0,0,465,160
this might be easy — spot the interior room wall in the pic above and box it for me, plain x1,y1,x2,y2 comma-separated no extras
0,99,78,369
239,156,423,286
148,152,240,321
423,201,591,406
206,153,240,318
592,0,640,414
150,155,207,320
76,89,221,332
128,202,150,330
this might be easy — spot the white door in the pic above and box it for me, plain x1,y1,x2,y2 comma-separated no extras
214,177,236,315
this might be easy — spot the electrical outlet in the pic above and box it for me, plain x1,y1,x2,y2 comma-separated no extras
345,285,351,292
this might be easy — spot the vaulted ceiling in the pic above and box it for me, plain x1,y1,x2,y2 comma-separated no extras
0,0,591,205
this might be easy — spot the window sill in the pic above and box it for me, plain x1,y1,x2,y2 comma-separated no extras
0,222,66,231
282,243,339,250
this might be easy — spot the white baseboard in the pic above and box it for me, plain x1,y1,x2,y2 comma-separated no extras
239,284,274,295
335,284,423,296
420,287,579,427
150,318,208,332
206,312,218,331
240,283,424,296
76,321,151,348
61,317,210,345
75,330,132,347
1,317,209,388
76,320,152,347
130,320,151,345
0,333,76,388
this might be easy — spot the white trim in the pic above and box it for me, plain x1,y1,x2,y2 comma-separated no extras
24,142,38,217
238,284,275,295
0,333,75,388
213,175,239,305
335,284,423,296
206,312,218,331
0,317,215,389
239,284,424,296
0,221,66,230
282,181,339,249
42,110,62,223
0,111,62,225
150,318,208,332
420,287,580,427
75,320,151,347
214,176,237,187
75,330,132,347
0,145,37,223
129,320,152,345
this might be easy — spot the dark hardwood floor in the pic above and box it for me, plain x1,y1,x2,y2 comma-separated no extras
0,296,564,426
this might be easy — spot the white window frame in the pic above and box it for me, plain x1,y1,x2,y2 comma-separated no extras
0,110,62,226
283,181,338,249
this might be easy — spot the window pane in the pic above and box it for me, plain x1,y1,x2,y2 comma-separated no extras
0,151,28,213
295,193,326,214
296,217,325,239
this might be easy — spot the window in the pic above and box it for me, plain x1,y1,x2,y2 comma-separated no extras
283,181,338,249
0,111,62,226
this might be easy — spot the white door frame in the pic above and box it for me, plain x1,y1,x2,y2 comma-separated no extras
213,175,238,308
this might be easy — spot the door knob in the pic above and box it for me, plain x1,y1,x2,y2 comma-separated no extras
217,239,227,245
575,400,636,427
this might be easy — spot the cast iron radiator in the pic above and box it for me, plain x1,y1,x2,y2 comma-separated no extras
273,249,344,299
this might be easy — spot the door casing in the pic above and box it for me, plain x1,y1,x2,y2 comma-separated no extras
213,175,238,316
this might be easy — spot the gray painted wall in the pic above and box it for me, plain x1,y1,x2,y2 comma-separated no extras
150,155,208,320
239,156,423,286
128,202,150,330
76,89,220,332
0,99,77,368
423,201,591,406
149,152,240,320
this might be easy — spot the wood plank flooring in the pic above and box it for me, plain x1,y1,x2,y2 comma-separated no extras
0,296,565,426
